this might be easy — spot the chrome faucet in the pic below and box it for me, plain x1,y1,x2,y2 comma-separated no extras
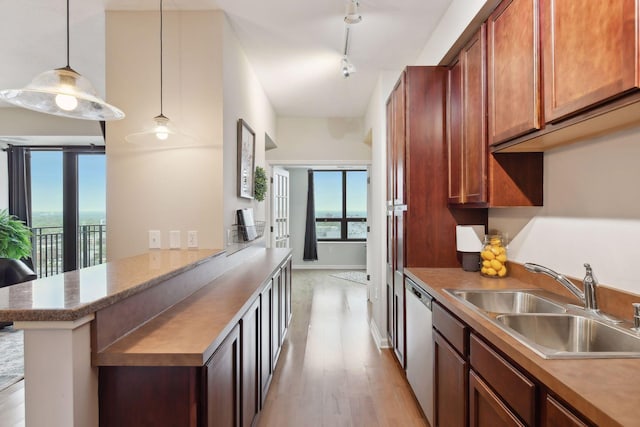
523,262,591,307
524,262,599,310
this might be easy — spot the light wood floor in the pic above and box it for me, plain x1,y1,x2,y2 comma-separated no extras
0,379,24,427
258,270,428,427
0,270,426,427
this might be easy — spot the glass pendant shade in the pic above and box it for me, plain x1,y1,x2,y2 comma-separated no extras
125,114,195,145
0,66,125,121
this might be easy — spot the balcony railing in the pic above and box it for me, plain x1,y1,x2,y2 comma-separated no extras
31,224,106,278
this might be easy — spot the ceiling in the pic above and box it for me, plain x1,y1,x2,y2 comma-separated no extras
0,0,453,118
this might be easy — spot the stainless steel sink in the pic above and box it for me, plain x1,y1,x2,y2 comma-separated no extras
496,314,640,358
449,289,566,314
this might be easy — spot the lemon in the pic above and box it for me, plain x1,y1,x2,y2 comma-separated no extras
481,250,495,260
482,260,492,268
490,259,503,271
491,246,501,255
481,267,488,274
498,266,507,277
486,268,497,276
496,254,507,263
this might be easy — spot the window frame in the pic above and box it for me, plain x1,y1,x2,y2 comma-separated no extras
314,169,367,242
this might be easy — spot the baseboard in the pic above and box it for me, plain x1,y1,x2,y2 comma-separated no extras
370,319,391,349
292,264,366,270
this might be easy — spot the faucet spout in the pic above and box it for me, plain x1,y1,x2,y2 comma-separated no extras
523,263,586,304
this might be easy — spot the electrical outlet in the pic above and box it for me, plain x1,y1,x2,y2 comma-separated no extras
187,230,198,248
148,230,161,249
169,230,181,249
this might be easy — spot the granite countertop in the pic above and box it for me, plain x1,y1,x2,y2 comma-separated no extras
96,248,292,367
406,267,639,427
0,249,224,322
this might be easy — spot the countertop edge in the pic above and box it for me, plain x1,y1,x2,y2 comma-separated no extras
0,249,226,322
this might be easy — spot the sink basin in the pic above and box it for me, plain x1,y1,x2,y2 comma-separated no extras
496,314,640,358
449,290,566,314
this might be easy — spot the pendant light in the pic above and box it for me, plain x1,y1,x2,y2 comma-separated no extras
0,0,124,121
126,0,193,145
344,0,362,25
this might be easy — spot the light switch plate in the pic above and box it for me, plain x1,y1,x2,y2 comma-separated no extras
148,230,161,249
187,230,198,248
169,230,181,249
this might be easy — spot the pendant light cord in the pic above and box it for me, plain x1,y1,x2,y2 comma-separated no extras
159,0,164,116
66,0,70,67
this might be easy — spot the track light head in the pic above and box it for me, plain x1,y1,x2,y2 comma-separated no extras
344,0,362,24
341,56,356,78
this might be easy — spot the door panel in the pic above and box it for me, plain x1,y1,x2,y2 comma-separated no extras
271,167,290,248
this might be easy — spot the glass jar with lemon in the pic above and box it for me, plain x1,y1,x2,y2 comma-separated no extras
480,234,508,278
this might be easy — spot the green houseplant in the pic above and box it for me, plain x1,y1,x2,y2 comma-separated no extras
254,166,267,202
0,209,32,259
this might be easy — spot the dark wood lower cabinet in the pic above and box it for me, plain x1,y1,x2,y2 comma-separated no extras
434,330,468,427
272,269,282,366
260,279,273,406
241,299,260,427
469,370,524,427
432,302,595,427
99,366,200,426
99,257,294,427
206,324,241,427
544,396,589,427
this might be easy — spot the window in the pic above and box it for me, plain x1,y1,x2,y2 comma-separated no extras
314,170,367,241
11,146,106,277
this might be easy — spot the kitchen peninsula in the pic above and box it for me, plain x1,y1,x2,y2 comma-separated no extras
0,246,292,427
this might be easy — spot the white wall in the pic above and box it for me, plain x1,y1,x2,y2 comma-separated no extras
106,11,276,260
491,126,640,294
267,117,370,163
222,17,276,246
287,167,366,269
105,11,225,259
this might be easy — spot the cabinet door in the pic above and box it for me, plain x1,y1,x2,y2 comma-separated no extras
434,330,468,427
272,269,282,366
393,272,405,367
488,0,542,144
461,25,488,204
241,299,260,427
284,258,292,327
447,26,487,204
542,0,639,122
544,396,589,427
393,73,407,205
260,279,273,406
447,58,464,204
469,371,525,427
205,323,241,427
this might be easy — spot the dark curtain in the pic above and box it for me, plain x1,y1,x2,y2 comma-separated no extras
7,146,34,268
7,147,31,226
303,169,318,261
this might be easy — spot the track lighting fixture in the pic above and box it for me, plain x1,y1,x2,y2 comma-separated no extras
344,0,362,25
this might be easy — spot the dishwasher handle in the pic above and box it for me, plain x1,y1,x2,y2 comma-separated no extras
406,278,433,310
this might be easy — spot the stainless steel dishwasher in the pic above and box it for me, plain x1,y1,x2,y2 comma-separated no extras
405,277,434,425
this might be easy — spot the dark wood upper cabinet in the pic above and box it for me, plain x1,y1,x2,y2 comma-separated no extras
488,0,542,145
447,25,488,205
448,22,543,207
541,0,639,123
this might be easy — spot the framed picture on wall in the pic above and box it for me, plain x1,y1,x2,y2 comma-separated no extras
237,118,256,199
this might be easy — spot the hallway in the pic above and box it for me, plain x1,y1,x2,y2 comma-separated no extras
258,270,427,427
